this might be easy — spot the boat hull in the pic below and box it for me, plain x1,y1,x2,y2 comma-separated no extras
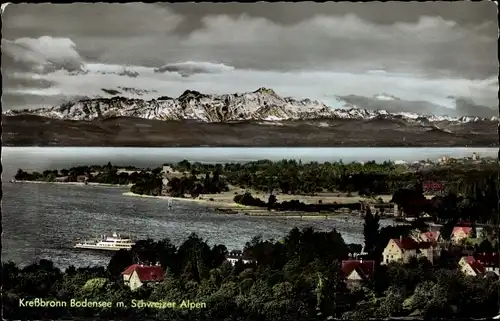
74,244,132,251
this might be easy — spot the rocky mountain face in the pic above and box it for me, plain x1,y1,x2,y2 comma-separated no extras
4,88,498,124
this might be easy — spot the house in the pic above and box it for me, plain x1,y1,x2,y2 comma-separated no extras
438,156,450,164
55,176,69,182
162,165,174,174
451,227,472,243
76,175,88,183
420,231,440,243
117,169,139,175
161,166,175,195
341,259,375,289
393,203,403,217
226,250,255,266
122,264,164,291
476,252,500,275
382,236,438,265
458,256,486,277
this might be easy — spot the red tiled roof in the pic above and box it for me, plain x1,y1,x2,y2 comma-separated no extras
392,237,420,250
122,264,140,275
392,237,434,251
122,264,164,282
476,252,500,267
452,227,472,235
463,256,476,264
422,231,440,242
469,261,486,274
341,260,375,280
462,256,486,275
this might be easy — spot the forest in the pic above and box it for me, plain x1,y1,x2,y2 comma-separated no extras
167,159,497,196
3,223,498,320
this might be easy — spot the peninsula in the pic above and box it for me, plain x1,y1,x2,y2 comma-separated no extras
12,153,498,224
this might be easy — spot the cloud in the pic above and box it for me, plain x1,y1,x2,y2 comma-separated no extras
336,94,497,118
2,4,184,38
2,36,84,73
2,3,496,113
181,14,496,78
154,61,235,77
3,4,496,79
452,97,498,118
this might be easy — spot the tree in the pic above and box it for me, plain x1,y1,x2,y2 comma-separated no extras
439,220,456,241
107,250,133,279
477,239,494,253
470,222,477,239
391,188,430,218
267,194,277,211
363,208,380,257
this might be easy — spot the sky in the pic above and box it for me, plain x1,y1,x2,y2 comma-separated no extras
2,3,498,117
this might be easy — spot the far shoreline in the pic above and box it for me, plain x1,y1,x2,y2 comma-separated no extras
9,180,131,188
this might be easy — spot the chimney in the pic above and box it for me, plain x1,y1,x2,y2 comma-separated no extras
400,235,403,242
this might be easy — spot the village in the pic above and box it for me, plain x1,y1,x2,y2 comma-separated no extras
119,223,498,292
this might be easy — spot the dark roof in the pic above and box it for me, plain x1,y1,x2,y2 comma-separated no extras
484,271,499,279
341,260,375,280
122,264,164,282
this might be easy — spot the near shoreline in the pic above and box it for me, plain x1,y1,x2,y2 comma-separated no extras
122,191,382,218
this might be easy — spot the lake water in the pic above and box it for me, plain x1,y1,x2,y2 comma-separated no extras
2,147,496,269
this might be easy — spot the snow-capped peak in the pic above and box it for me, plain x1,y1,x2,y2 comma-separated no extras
3,88,498,124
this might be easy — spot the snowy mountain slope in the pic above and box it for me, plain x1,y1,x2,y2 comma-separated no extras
4,88,498,124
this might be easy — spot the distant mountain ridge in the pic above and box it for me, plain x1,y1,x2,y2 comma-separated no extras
4,88,498,124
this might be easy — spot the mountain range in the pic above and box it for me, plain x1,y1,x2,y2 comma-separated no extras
4,87,498,123
3,88,497,147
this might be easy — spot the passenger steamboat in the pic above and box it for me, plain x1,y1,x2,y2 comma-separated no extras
74,233,135,251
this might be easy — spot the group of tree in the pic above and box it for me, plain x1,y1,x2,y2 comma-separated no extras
163,159,498,222
165,159,497,198
14,162,158,186
233,192,361,212
3,227,499,320
390,180,498,225
164,170,229,198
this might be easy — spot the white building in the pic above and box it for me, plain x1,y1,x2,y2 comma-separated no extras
226,250,255,266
